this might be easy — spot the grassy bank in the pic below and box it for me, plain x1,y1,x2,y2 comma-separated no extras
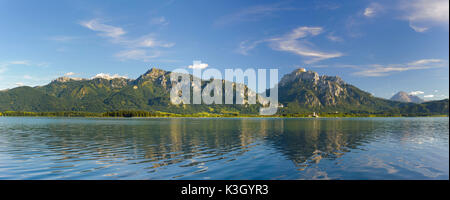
0,110,448,118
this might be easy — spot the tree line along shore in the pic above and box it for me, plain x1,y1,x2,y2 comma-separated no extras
0,110,447,118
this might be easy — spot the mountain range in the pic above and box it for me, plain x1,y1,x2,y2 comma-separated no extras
0,67,448,116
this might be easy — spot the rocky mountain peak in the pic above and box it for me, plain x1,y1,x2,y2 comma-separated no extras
277,68,351,107
142,68,167,79
53,77,85,83
135,68,171,89
279,68,344,86
391,91,424,103
294,67,307,73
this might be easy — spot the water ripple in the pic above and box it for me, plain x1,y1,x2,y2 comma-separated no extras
0,117,448,180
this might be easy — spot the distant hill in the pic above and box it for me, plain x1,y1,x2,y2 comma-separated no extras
394,99,449,115
0,67,448,116
391,91,424,103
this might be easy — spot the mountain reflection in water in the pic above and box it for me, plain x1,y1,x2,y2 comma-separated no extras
0,117,448,179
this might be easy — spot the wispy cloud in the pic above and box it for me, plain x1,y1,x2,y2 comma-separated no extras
409,59,443,65
364,3,383,17
8,60,30,65
237,40,265,55
80,19,126,39
124,34,175,48
400,0,449,32
345,3,384,38
424,95,434,98
115,49,161,62
239,26,343,63
409,91,424,95
318,59,447,77
0,60,31,74
326,32,343,42
358,1,448,32
47,36,78,42
408,22,429,32
352,59,446,77
80,18,174,62
269,27,343,63
0,71,60,90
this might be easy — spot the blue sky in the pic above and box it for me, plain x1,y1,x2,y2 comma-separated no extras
0,0,448,100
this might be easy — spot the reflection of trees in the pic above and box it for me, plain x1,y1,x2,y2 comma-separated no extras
16,119,270,170
266,119,379,168
2,118,417,176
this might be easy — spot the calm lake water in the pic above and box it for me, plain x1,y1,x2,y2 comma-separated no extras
0,117,448,180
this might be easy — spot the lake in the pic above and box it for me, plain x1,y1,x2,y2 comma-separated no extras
0,117,448,180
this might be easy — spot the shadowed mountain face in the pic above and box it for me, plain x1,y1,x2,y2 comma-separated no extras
0,68,448,115
277,68,407,113
397,99,449,115
0,68,261,114
391,91,424,104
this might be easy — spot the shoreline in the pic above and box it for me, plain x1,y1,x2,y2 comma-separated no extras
1,110,447,118
1,115,448,119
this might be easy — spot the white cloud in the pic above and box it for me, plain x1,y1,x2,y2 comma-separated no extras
364,3,382,17
128,35,175,48
115,49,161,62
80,19,126,38
15,82,25,87
239,26,343,63
405,0,449,22
409,22,429,32
92,73,128,80
326,33,343,42
269,27,343,63
80,19,173,48
401,0,449,32
350,59,446,77
0,60,32,74
409,59,443,65
9,60,30,65
65,72,76,76
188,61,209,69
364,8,375,17
80,19,174,62
137,37,158,47
409,91,424,95
424,95,434,98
